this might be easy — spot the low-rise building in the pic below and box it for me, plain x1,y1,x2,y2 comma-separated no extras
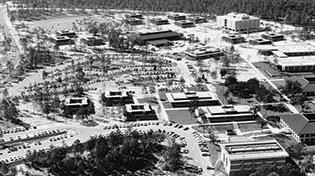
165,91,221,108
289,76,315,96
197,105,258,123
222,35,245,44
189,16,208,24
217,12,260,33
186,46,224,60
62,97,92,116
175,20,195,28
81,36,105,46
123,103,157,121
136,30,183,45
261,33,285,42
56,30,76,38
150,18,169,25
168,14,187,21
125,18,144,25
221,140,289,176
50,36,74,46
102,91,134,106
147,39,173,47
125,14,143,19
249,38,272,45
280,113,315,144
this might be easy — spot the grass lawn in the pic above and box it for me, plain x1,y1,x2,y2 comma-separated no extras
137,97,158,106
238,122,267,133
166,109,198,125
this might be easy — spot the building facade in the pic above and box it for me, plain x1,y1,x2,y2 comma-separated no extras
123,103,157,121
102,91,134,106
217,13,260,33
221,140,289,176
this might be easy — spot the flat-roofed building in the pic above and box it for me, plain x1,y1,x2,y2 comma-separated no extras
147,39,173,47
222,35,245,44
81,36,105,46
275,44,315,57
261,33,285,42
102,91,134,106
221,140,289,176
289,76,315,96
165,91,221,108
186,46,224,60
150,18,169,25
50,35,74,46
189,16,208,24
63,97,93,116
123,103,157,121
136,30,183,45
249,38,272,45
198,105,258,123
280,113,315,144
125,18,144,25
56,30,76,38
125,14,143,19
168,14,186,21
175,20,195,28
217,13,260,33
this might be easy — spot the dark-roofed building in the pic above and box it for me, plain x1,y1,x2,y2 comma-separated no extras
147,39,173,47
125,14,143,19
81,36,105,46
262,33,285,42
136,30,183,45
289,76,315,96
123,103,157,121
175,20,195,28
150,18,169,25
249,38,272,45
222,35,245,44
168,14,186,21
50,36,74,46
102,90,134,106
280,113,315,144
56,30,76,38
125,18,144,25
189,16,208,24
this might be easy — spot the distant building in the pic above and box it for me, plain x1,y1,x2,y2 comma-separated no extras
175,20,195,28
150,18,169,25
249,38,272,45
168,14,186,21
102,91,134,106
261,33,285,42
63,97,93,116
136,30,183,45
50,36,74,46
217,12,260,33
222,35,245,44
56,30,76,38
123,103,157,121
186,46,224,60
125,18,144,25
189,16,208,24
81,36,105,46
197,105,258,123
165,91,221,108
125,14,143,19
221,140,289,176
280,113,315,144
147,39,173,47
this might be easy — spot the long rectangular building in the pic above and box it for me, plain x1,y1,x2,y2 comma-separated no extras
221,140,289,176
136,30,183,45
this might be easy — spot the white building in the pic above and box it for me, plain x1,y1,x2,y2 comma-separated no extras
220,140,289,176
217,12,260,33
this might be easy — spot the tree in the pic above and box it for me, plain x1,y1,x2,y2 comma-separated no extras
224,75,237,86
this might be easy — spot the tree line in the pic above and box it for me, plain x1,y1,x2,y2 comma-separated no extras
6,0,315,27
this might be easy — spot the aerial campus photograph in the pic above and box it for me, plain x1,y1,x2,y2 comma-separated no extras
0,0,315,176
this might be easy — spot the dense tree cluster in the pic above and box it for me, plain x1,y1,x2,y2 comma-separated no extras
25,130,183,175
6,0,315,27
249,163,305,176
225,76,274,101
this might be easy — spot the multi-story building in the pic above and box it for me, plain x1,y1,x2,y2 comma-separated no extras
81,36,105,46
220,140,289,176
102,90,134,106
280,113,315,145
217,13,260,33
197,105,258,123
165,91,221,108
50,36,74,46
123,103,157,121
222,35,245,44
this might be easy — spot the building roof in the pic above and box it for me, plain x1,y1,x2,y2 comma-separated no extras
206,105,251,115
224,12,260,20
125,103,152,112
222,140,289,161
104,91,128,98
138,30,182,41
147,39,172,46
271,55,315,67
279,113,310,135
166,91,218,102
275,44,315,54
64,97,89,106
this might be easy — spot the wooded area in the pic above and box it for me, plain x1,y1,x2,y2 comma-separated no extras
8,0,315,27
